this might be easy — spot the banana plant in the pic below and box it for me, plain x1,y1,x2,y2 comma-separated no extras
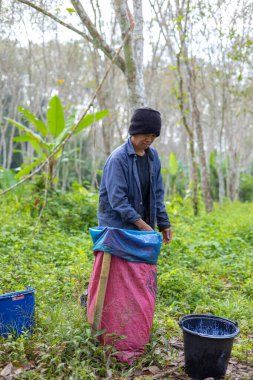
5,96,109,187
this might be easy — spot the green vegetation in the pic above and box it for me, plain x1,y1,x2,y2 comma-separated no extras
0,188,252,378
6,96,108,187
239,174,253,202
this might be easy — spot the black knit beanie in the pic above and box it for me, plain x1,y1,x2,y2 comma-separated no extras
129,107,161,137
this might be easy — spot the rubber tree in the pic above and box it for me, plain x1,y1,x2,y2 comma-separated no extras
175,0,213,213
176,52,199,215
150,0,199,215
16,0,146,148
200,64,226,204
198,3,227,205
174,0,199,215
71,0,145,111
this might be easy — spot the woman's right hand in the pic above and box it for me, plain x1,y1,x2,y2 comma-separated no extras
134,219,153,231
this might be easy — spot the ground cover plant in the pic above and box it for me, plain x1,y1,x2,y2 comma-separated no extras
0,186,252,379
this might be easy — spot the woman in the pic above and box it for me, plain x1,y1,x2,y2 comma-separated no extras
88,107,172,362
98,107,172,241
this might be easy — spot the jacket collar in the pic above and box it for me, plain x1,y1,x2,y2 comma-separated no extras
126,137,154,160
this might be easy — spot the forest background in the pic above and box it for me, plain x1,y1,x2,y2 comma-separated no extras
1,0,253,204
0,0,253,379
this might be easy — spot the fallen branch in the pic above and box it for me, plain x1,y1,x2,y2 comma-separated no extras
148,366,184,379
0,28,130,197
170,342,184,350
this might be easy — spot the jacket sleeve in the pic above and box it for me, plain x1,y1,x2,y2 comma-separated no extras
104,156,141,224
155,156,171,231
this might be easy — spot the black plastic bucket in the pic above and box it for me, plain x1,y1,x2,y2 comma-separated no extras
179,314,239,380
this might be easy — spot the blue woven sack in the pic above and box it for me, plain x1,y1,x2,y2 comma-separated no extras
89,227,162,264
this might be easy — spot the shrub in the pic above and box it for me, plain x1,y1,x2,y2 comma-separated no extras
239,174,253,202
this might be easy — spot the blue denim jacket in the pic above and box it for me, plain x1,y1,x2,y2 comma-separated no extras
98,138,170,230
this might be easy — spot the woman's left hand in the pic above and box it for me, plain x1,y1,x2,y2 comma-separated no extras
162,228,172,244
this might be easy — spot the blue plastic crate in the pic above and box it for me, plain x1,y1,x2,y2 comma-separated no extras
0,286,35,337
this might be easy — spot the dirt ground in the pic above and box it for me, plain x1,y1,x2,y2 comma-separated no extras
131,339,253,380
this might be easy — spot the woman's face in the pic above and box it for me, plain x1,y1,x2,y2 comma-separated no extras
131,133,157,151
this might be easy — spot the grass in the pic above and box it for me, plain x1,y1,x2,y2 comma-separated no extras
0,188,252,378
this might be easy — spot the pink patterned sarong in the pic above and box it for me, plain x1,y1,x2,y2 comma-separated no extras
87,251,157,363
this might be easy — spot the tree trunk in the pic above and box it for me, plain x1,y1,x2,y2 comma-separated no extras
74,139,82,184
225,155,230,199
7,125,15,169
229,151,239,201
177,53,199,215
217,153,225,203
218,79,226,204
90,47,112,156
18,0,146,117
189,138,199,216
132,0,146,106
191,81,213,213
175,0,213,213
0,125,7,167
164,170,170,199
182,49,213,214
71,0,146,110
48,158,55,188
113,0,145,110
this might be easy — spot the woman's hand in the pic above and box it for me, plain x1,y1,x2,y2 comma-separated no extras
162,227,172,244
134,219,153,231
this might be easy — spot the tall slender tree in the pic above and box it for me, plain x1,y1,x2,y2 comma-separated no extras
175,0,213,212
